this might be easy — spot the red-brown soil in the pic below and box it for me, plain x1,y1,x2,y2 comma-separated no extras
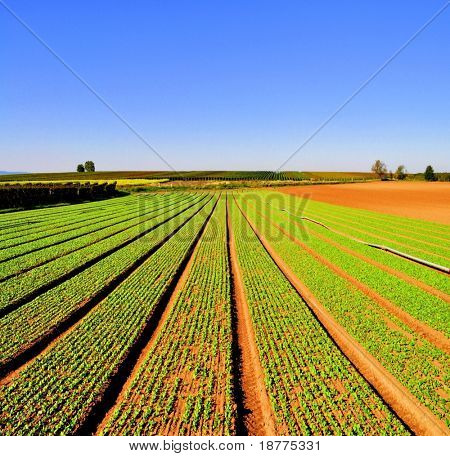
280,182,450,224
227,199,276,436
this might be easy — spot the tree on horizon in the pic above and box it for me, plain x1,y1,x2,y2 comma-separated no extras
371,160,387,179
395,165,407,180
85,161,95,172
424,165,437,181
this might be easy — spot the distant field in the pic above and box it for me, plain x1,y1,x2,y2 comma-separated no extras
281,181,450,224
301,171,374,180
0,179,168,187
0,170,374,182
0,171,155,182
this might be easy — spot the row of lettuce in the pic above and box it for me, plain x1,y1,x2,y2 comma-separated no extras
0,194,206,313
0,195,211,369
0,193,193,280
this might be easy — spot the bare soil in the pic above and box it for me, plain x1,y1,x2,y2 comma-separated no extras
280,181,450,224
227,199,276,436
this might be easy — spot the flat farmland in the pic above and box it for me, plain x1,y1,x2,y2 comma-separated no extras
0,189,448,436
281,181,450,223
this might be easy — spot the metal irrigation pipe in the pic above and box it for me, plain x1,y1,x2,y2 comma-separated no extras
276,207,450,274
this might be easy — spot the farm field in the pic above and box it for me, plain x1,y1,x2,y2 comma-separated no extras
0,170,374,183
281,181,450,223
0,189,448,436
0,179,169,187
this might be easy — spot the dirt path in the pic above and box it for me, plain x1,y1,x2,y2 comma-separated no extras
280,181,450,224
95,198,219,435
234,197,450,436
226,197,276,436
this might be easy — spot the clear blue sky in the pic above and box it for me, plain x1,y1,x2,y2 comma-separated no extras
1,1,449,173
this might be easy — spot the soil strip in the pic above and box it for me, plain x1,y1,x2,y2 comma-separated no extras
226,196,276,436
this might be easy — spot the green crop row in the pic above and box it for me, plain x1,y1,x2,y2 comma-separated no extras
300,198,450,249
230,197,408,435
300,204,450,260
0,192,186,258
102,197,234,436
0,195,150,248
0,194,170,249
272,192,450,294
299,207,449,266
0,197,217,435
0,194,135,235
283,193,450,236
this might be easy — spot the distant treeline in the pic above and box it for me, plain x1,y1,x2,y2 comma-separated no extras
433,173,449,182
0,182,117,209
408,172,450,182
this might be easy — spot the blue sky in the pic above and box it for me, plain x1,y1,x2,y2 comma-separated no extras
1,1,449,172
